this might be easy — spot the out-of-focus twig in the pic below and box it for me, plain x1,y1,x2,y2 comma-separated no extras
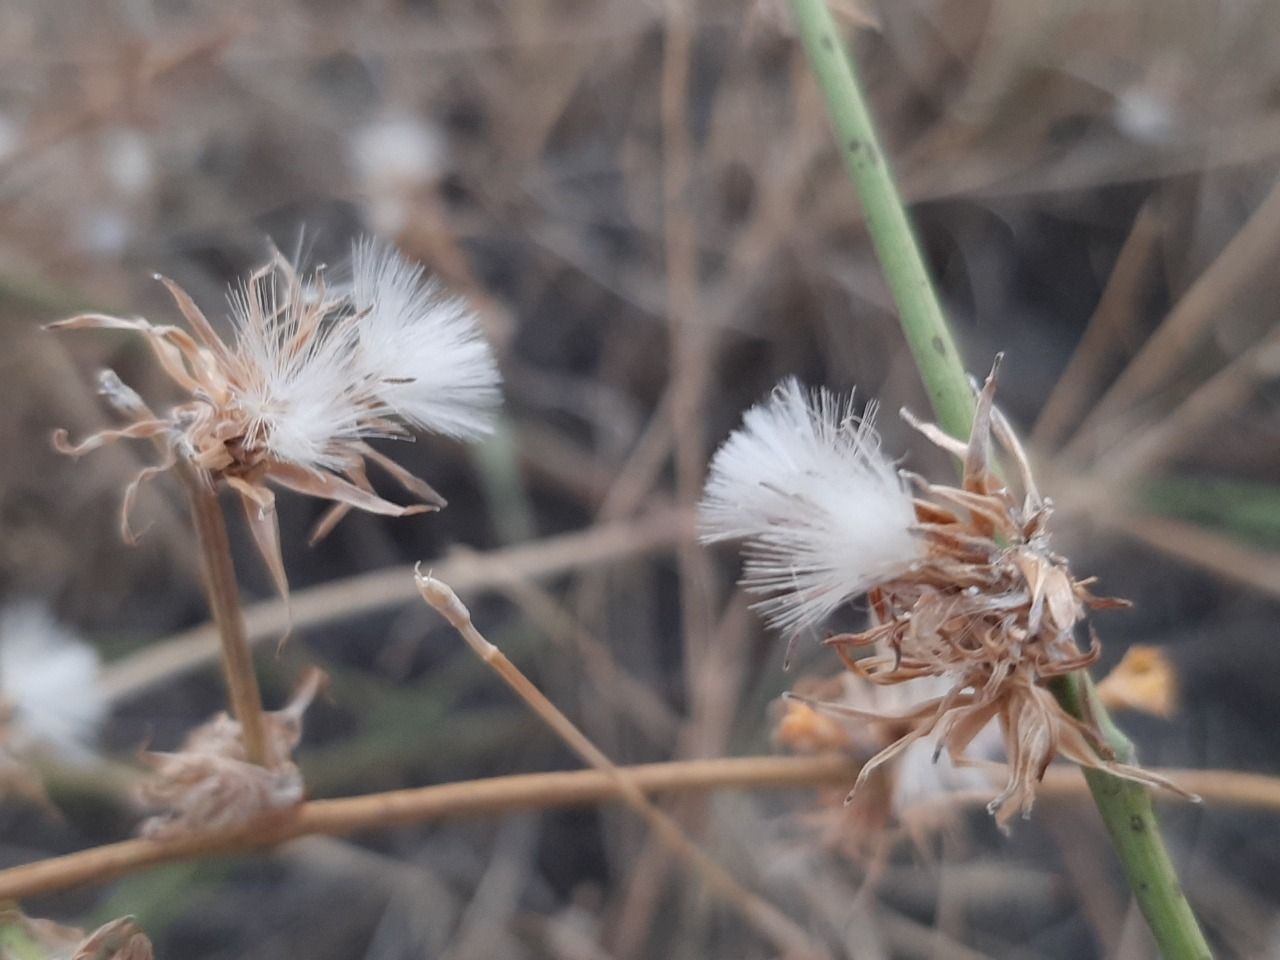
0,754,860,901
101,507,693,703
417,573,830,960
1061,170,1280,465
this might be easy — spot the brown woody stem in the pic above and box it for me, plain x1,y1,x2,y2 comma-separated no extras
0,754,858,900
184,474,272,767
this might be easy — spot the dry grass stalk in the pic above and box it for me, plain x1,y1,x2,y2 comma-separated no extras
0,754,860,901
101,506,693,703
415,572,831,960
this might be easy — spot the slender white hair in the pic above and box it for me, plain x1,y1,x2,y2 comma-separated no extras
699,378,924,636
351,238,502,440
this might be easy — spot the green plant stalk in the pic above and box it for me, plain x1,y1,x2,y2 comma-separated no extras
790,0,973,442
790,2,1211,957
1053,673,1208,959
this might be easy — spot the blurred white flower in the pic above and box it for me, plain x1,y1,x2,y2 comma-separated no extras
1115,88,1180,145
351,111,447,235
352,111,446,189
699,377,924,636
101,127,155,202
0,603,106,761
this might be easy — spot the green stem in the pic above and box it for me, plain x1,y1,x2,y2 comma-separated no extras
790,2,1212,957
790,0,973,442
1053,674,1209,960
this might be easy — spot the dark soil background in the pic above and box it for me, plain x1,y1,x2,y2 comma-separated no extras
0,0,1279,957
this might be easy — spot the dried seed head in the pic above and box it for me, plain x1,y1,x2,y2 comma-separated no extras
138,668,325,838
706,361,1193,827
50,241,501,595
0,912,153,960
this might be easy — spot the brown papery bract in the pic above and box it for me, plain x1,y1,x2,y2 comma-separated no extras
813,359,1196,827
138,668,326,839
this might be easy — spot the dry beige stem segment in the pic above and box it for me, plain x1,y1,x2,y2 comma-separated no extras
415,571,831,960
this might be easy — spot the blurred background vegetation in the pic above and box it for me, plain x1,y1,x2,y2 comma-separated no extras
1,0,1280,957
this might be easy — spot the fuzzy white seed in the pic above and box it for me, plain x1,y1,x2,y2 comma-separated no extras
700,378,925,635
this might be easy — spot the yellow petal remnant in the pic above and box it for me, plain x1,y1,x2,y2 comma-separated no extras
1097,645,1178,719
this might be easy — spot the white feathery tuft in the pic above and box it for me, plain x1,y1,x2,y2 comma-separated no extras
0,603,107,760
699,378,924,636
229,280,376,473
351,239,501,439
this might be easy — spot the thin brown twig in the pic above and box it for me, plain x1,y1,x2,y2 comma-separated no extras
1087,325,1280,485
489,562,680,745
661,0,717,692
101,506,693,703
1061,170,1280,465
1031,201,1161,453
416,573,830,960
3,753,1276,904
0,754,859,901
1105,511,1280,601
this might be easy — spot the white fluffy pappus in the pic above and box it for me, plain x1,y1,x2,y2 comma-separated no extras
0,603,107,760
229,278,374,474
699,378,924,636
351,238,502,440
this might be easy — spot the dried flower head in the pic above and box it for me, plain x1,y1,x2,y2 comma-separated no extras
50,240,501,594
703,359,1193,826
139,668,324,838
0,912,153,960
778,672,998,857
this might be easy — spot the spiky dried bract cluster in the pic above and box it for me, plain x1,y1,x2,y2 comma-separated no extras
705,362,1193,826
50,240,501,594
0,912,153,960
139,669,324,839
700,378,924,640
